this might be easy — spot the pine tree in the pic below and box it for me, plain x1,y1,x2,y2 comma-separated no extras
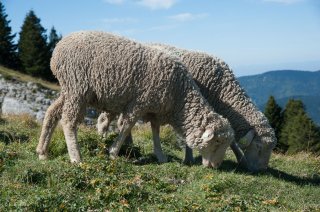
280,99,304,152
264,96,284,152
280,99,320,155
48,27,61,54
0,1,17,68
18,10,49,77
43,27,61,81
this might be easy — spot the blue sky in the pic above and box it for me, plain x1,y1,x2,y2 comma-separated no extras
4,0,320,76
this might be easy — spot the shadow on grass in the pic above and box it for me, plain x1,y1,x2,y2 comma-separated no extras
265,167,320,186
218,159,320,186
110,145,320,186
131,153,183,165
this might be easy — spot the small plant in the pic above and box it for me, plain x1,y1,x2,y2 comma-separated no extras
20,168,47,185
0,130,14,144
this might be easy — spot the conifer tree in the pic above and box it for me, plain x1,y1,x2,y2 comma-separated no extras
280,99,320,155
43,27,61,81
18,10,49,77
0,1,17,68
48,27,61,54
39,27,61,81
264,96,284,151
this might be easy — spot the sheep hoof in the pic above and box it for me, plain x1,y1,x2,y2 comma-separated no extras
158,157,168,163
70,159,81,164
109,147,119,160
183,158,194,165
38,154,48,160
156,155,168,163
109,154,117,160
109,150,117,160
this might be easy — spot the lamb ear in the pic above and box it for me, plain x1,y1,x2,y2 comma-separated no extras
201,128,214,144
238,129,255,149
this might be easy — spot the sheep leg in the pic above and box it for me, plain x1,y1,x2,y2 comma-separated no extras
183,145,194,165
109,115,137,159
117,113,133,146
123,132,133,146
36,94,64,160
61,98,86,163
151,121,167,163
230,141,248,167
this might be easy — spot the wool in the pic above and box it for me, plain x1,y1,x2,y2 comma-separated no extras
98,43,277,171
151,44,277,171
37,31,234,167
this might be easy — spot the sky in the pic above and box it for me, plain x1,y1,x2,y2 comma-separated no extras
3,0,320,76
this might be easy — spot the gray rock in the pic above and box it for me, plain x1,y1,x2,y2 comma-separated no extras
44,99,51,105
2,97,34,116
36,111,46,122
84,117,95,126
0,77,97,124
27,82,34,88
35,96,44,103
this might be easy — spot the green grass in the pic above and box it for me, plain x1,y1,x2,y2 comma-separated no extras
0,115,319,211
0,65,60,91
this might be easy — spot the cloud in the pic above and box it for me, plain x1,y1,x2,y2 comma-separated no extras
137,0,178,10
103,0,124,5
168,13,209,22
102,17,138,24
262,0,305,4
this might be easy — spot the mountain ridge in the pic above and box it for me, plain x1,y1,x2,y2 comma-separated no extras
238,70,320,124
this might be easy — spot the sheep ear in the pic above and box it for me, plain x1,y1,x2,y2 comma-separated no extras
201,128,214,143
238,129,255,149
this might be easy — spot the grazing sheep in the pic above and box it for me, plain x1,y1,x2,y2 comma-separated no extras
97,112,134,146
97,112,190,163
36,31,234,168
98,43,277,171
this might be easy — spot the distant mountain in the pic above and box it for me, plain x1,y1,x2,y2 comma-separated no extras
238,70,320,124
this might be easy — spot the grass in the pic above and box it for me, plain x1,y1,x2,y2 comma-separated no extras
0,65,60,91
0,115,319,211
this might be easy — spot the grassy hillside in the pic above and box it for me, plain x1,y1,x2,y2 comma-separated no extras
0,65,60,91
0,115,319,211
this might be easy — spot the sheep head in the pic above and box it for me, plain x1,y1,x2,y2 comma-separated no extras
97,112,114,137
234,129,276,172
187,125,233,168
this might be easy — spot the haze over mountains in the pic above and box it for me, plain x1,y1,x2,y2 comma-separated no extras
238,70,320,124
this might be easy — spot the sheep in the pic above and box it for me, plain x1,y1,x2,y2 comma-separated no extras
98,112,171,163
97,43,277,171
36,31,234,168
97,112,133,145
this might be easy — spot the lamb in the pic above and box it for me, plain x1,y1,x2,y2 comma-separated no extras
98,112,170,163
97,43,277,171
36,31,234,168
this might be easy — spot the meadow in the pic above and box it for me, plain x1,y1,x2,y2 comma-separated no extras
0,115,319,211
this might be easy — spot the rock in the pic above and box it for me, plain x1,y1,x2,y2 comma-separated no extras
27,82,34,88
2,97,34,116
86,108,98,118
36,111,46,122
44,99,51,105
84,117,95,126
0,76,96,124
35,96,44,103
